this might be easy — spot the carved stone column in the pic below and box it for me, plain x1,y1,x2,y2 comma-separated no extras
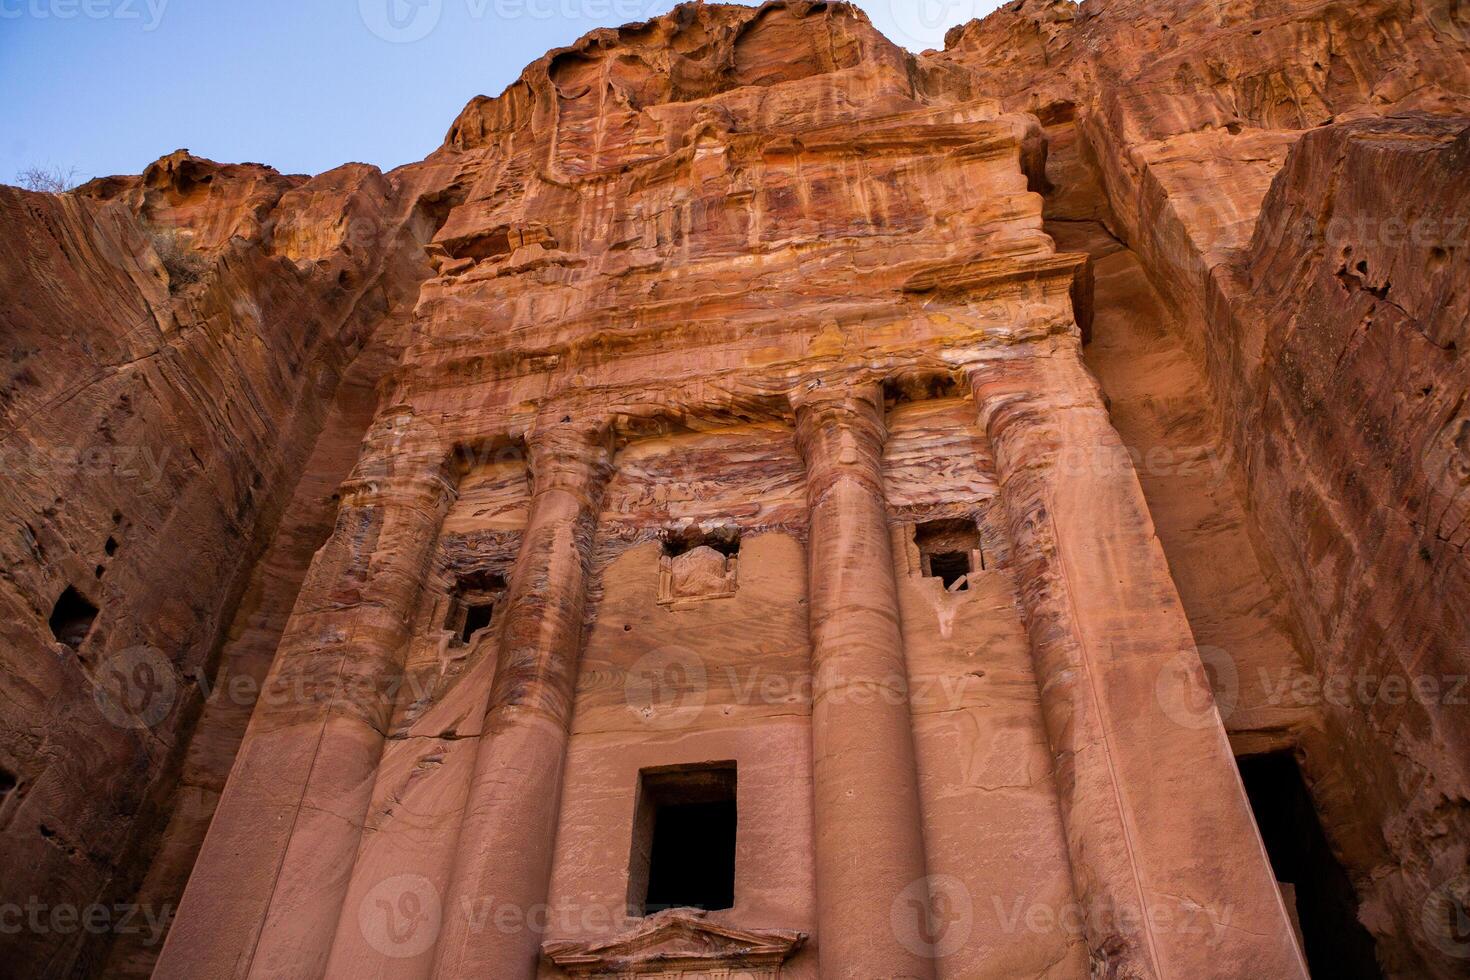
429,420,613,979
155,409,456,980
968,340,1308,979
792,382,936,980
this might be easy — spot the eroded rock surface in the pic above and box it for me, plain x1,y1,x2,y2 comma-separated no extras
1,2,1466,978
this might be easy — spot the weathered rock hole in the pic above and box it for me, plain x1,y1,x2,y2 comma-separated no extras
0,768,16,802
883,371,963,408
105,536,118,556
48,587,98,650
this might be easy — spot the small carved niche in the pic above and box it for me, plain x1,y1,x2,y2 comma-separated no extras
445,570,506,645
49,586,98,650
914,518,982,592
0,766,20,825
628,762,738,918
659,528,740,606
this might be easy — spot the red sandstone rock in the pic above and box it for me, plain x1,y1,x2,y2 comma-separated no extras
1,2,1467,979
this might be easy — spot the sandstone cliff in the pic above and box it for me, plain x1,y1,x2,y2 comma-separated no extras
0,2,1467,978
0,149,440,976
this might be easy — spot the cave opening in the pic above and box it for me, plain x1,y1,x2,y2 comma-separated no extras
628,762,737,916
1237,751,1382,979
48,586,98,650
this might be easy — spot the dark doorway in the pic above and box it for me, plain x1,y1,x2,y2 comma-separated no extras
628,763,736,915
1237,751,1382,979
49,586,98,649
459,602,494,642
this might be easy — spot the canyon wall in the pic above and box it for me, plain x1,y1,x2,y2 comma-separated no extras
0,1,1466,978
0,152,437,976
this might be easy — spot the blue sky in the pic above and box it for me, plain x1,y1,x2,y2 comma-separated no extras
0,0,1003,184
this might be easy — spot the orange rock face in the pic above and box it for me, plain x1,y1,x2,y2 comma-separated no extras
0,2,1466,979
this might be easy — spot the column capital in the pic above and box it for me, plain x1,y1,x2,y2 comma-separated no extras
964,348,1115,469
525,415,615,497
788,377,884,413
790,380,886,475
341,408,456,508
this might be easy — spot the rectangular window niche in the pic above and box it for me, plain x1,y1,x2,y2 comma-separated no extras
627,762,738,917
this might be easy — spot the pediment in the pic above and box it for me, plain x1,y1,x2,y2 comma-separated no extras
542,908,806,976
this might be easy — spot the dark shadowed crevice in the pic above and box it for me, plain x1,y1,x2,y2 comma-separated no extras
1237,751,1383,979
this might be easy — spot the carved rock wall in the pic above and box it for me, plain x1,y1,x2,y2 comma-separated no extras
940,0,1470,974
1,2,1467,978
